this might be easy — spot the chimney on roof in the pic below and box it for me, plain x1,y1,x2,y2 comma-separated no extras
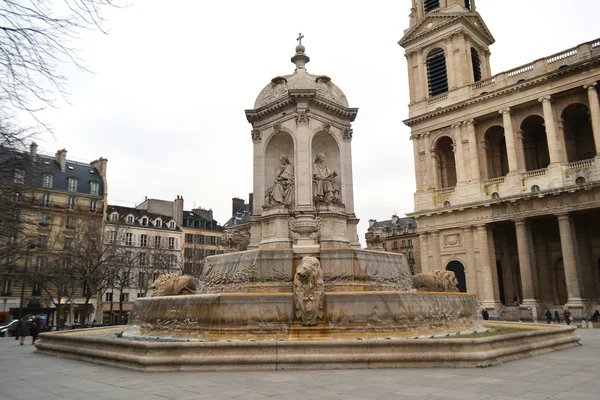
30,142,38,164
173,195,184,226
232,197,245,217
248,193,253,214
55,149,67,172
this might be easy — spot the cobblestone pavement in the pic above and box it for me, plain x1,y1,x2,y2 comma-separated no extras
0,329,599,400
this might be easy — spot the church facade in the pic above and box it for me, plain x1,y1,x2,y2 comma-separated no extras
400,0,600,319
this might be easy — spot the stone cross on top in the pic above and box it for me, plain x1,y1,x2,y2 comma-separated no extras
297,33,304,45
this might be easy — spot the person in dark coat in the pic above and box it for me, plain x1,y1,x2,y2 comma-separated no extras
29,316,41,345
564,309,572,326
481,309,489,320
15,315,31,345
554,310,560,323
545,309,552,324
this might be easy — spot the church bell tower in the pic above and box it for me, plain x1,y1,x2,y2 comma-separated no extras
399,0,495,108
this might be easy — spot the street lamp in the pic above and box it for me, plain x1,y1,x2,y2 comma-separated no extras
18,242,36,320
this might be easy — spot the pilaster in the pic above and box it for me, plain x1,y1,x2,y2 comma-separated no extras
476,224,496,308
584,82,600,155
538,96,561,164
464,119,480,181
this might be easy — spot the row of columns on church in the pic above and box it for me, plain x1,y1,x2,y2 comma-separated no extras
415,82,600,191
419,213,589,308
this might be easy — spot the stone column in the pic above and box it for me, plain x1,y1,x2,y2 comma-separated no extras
514,219,537,304
584,82,600,155
515,130,527,171
452,124,467,184
556,213,584,305
499,108,518,173
462,227,478,294
420,233,429,273
476,225,495,307
464,119,480,181
538,96,561,164
532,227,553,303
556,119,568,163
429,149,439,189
430,231,441,271
413,136,423,192
424,133,433,189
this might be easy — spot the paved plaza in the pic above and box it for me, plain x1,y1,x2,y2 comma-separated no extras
0,329,599,400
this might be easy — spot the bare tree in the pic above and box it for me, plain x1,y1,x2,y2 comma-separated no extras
0,0,123,123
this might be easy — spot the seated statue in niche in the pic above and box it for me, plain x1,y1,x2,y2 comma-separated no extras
264,155,294,208
312,152,341,204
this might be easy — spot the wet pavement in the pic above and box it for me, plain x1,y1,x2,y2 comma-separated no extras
0,328,598,400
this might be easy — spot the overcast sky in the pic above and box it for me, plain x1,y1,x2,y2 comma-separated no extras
28,0,600,242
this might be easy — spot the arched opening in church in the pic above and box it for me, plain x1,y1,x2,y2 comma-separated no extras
496,261,506,305
446,261,467,292
263,131,295,208
553,258,568,305
311,131,342,205
561,103,596,162
434,136,457,188
484,126,508,178
424,0,440,13
426,48,448,97
521,115,550,171
464,0,472,11
471,47,482,82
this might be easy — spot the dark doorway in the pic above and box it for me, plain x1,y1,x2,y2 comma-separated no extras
496,261,506,305
446,261,467,292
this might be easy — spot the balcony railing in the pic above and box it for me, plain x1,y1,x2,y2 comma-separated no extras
566,159,594,170
523,168,547,179
469,38,600,97
483,177,505,185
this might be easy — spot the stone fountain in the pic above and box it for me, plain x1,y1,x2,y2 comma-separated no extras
35,37,580,371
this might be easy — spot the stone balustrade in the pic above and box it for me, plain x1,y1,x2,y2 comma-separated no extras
566,159,594,170
523,168,547,179
469,39,600,97
483,177,505,186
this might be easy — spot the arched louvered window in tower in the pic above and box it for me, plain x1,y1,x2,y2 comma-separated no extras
426,48,448,97
471,47,482,82
424,0,440,13
464,0,472,11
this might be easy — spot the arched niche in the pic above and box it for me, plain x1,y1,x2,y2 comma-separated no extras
484,125,508,178
311,131,341,198
446,260,467,292
561,103,596,162
433,135,457,189
521,115,550,171
264,131,295,198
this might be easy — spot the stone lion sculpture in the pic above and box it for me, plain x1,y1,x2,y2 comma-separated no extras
412,270,459,292
151,274,198,297
221,229,251,252
293,256,325,326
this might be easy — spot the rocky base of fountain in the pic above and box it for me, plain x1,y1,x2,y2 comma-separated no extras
35,322,580,372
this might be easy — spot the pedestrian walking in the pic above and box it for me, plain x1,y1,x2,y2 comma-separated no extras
564,309,572,326
545,309,552,324
15,315,31,345
30,316,41,345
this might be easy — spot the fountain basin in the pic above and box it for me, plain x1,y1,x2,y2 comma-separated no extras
35,322,581,372
128,291,481,340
